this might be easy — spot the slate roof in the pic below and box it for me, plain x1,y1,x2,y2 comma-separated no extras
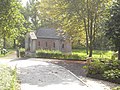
36,28,61,39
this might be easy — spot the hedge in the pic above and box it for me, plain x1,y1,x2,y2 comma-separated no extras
36,50,81,60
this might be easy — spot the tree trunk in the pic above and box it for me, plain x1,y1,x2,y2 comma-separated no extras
118,47,120,60
87,0,90,56
86,31,89,55
83,18,89,55
3,34,6,49
13,39,16,49
89,41,93,57
89,17,93,57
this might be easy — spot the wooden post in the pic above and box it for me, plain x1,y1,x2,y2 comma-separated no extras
86,57,92,65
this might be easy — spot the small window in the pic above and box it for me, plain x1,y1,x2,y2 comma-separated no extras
53,42,55,48
62,44,64,48
46,42,47,47
38,42,40,46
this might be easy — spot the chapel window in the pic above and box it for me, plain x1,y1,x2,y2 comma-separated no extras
53,42,55,48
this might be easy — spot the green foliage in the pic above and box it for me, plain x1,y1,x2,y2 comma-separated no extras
20,48,25,57
105,60,120,70
84,59,120,83
0,0,27,49
0,65,19,90
103,69,120,79
85,60,106,75
72,49,113,60
106,1,120,48
22,0,41,30
0,49,14,57
39,0,113,57
106,0,120,59
36,50,81,60
103,60,120,80
0,0,26,37
36,50,62,58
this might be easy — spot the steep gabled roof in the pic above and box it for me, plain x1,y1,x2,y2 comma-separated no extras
36,28,61,39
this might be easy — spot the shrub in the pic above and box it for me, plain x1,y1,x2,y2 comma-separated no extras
36,50,62,59
0,48,9,55
63,54,81,60
36,50,81,60
105,60,120,70
84,60,106,75
84,59,120,83
20,48,25,57
103,69,120,79
0,65,19,90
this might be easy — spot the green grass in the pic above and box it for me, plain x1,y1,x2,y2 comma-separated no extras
0,65,19,90
72,49,113,60
36,49,113,60
0,49,15,57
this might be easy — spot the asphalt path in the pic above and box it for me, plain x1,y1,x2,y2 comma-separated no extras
0,57,117,90
8,58,91,90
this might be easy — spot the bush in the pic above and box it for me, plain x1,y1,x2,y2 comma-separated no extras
0,65,19,90
103,69,120,79
20,48,25,57
84,59,120,83
85,60,106,75
63,54,81,60
105,60,120,70
36,50,81,60
0,48,9,55
36,50,62,58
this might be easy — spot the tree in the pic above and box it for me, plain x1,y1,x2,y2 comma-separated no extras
22,0,41,30
0,0,26,49
106,0,120,60
39,0,112,57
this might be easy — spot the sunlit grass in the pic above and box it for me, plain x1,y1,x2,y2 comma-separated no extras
0,49,15,57
72,49,113,60
36,49,113,60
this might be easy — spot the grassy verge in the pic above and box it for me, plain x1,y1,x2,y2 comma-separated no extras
20,48,114,60
72,49,113,60
0,49,15,57
0,65,20,90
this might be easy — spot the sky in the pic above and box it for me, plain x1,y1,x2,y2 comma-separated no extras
21,0,29,6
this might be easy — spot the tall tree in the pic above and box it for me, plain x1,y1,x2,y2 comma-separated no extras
39,0,112,57
0,0,26,49
106,0,120,60
23,0,41,30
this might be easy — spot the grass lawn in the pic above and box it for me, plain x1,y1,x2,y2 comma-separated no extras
72,49,113,60
0,49,15,57
21,48,114,60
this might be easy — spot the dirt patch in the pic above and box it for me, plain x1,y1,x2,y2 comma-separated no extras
46,60,87,77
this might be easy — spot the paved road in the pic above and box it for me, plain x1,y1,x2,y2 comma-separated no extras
0,58,116,90
8,58,92,90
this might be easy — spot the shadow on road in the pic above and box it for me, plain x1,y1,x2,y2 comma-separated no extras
11,59,86,87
